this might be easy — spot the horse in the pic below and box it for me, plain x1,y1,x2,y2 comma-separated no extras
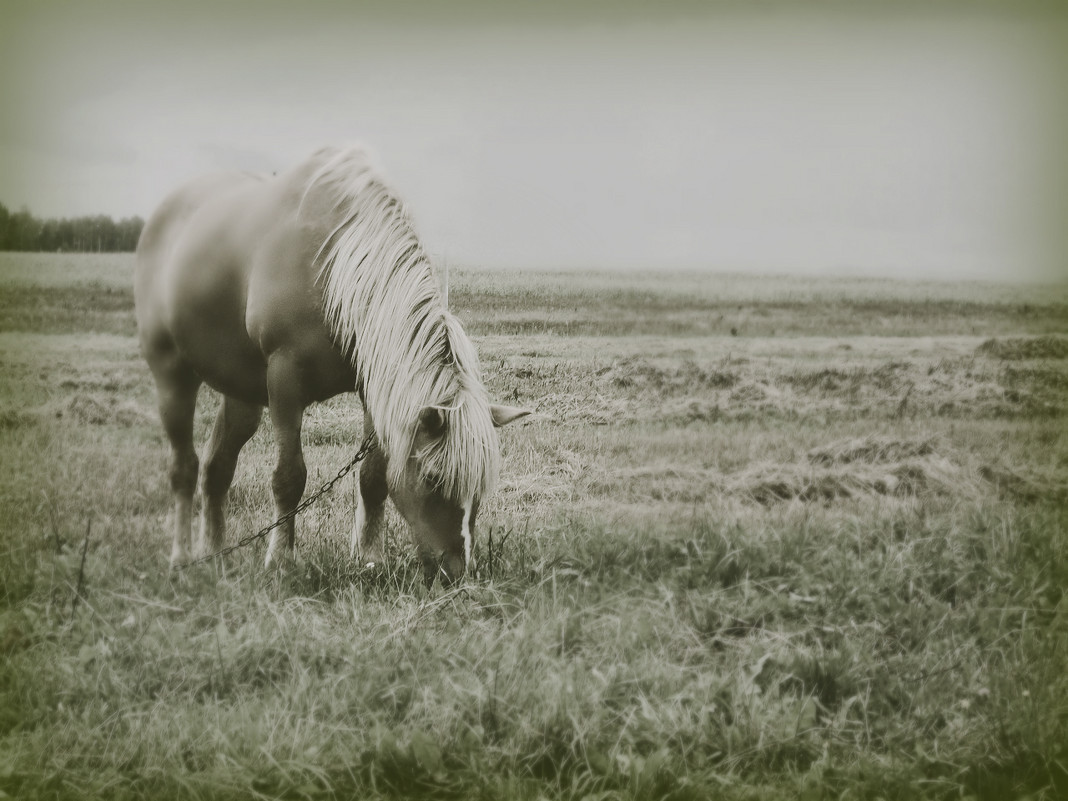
134,144,530,585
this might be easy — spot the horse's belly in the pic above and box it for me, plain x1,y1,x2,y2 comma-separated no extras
165,259,270,405
178,331,269,405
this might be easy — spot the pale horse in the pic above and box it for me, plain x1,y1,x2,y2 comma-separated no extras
134,144,530,585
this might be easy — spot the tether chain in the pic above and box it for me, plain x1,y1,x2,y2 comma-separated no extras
173,432,376,570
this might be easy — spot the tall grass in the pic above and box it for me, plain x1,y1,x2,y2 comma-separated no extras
1,254,1066,799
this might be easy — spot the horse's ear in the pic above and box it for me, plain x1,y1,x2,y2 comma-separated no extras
489,404,533,428
418,406,446,436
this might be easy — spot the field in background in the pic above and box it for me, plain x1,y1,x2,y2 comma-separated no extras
1,253,1066,800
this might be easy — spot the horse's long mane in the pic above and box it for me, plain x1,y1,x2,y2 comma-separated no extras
303,144,499,503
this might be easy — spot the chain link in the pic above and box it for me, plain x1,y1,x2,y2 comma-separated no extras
172,432,376,570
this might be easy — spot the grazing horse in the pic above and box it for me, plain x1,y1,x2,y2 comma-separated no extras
135,144,530,584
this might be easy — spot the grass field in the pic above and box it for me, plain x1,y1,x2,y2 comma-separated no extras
1,252,1066,800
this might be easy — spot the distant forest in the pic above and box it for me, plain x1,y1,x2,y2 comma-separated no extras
0,202,144,252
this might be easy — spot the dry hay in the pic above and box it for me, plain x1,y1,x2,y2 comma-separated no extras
976,335,1068,360
978,463,1068,504
599,356,738,394
594,435,975,506
60,393,153,427
496,445,581,510
537,374,793,428
538,392,635,426
733,436,1064,505
0,408,35,430
659,397,722,424
806,436,937,466
736,454,962,505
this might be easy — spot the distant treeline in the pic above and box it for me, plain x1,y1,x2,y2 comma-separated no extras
0,202,144,253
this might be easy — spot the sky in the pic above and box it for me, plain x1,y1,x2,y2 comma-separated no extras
2,0,1066,281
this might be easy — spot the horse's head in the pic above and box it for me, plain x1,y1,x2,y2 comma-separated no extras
390,402,530,586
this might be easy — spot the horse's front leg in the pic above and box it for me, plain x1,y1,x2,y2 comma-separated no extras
264,358,307,567
351,412,388,565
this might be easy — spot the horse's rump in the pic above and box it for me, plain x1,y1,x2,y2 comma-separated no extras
134,159,353,406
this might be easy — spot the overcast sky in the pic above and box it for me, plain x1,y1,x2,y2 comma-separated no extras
2,1,1065,280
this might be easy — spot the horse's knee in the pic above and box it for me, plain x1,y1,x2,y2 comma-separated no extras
272,457,307,508
203,455,235,499
359,449,388,505
202,460,224,499
170,451,199,496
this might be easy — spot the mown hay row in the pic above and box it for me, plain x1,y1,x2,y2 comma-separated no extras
976,335,1068,360
590,436,1064,507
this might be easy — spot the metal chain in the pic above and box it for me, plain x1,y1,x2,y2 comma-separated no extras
173,432,376,570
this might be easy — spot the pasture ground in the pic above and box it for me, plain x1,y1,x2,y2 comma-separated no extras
1,253,1067,800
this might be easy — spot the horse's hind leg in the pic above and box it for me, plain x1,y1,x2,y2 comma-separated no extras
351,413,387,565
200,396,262,557
147,348,202,567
